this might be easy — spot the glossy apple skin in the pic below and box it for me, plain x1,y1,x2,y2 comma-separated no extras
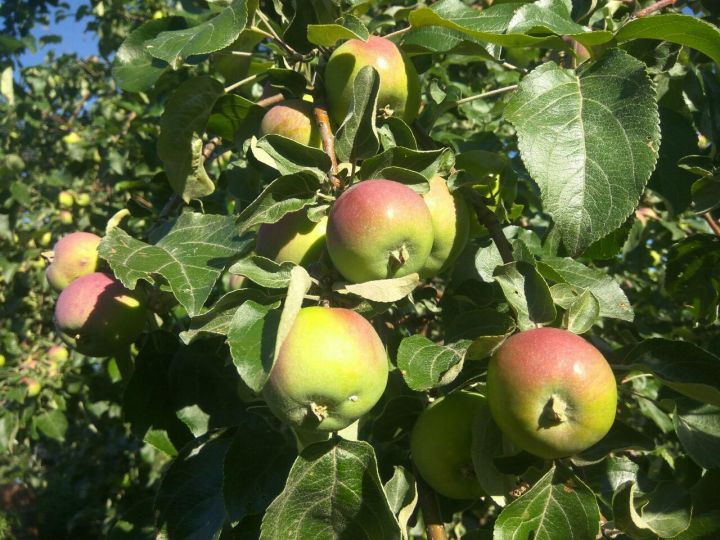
259,99,321,148
46,232,101,291
256,211,328,266
263,306,388,432
420,176,470,277
324,36,421,126
54,273,147,357
411,391,485,500
326,179,434,283
487,328,617,459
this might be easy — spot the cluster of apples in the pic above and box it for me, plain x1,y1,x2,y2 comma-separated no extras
45,232,147,357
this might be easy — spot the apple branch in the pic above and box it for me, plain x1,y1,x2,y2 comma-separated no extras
257,92,285,109
703,212,720,237
461,187,514,264
635,0,677,17
416,473,448,540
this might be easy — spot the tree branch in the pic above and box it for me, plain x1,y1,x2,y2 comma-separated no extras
703,212,720,237
461,188,514,264
255,9,299,56
257,92,285,109
416,473,448,540
313,104,341,190
634,0,677,17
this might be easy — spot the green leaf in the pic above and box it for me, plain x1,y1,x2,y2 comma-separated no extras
505,49,660,255
612,481,692,539
471,398,516,504
444,309,515,361
99,213,251,317
493,261,556,330
537,256,634,321
176,404,210,438
112,17,186,92
227,300,281,394
251,134,331,178
145,0,253,69
691,175,720,214
564,289,600,334
674,399,720,470
402,26,494,57
228,256,295,289
0,413,18,453
180,289,279,344
224,416,295,524
335,273,421,303
307,15,369,47
156,430,234,539
408,0,612,49
208,94,266,143
260,439,401,540
34,410,68,442
334,65,381,162
396,335,470,391
383,466,417,540
236,172,321,233
359,146,449,181
158,77,225,202
274,266,312,362
494,466,600,540
626,339,720,408
616,14,720,66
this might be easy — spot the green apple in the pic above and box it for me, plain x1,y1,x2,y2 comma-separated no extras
45,232,101,291
256,211,327,266
411,391,485,500
487,328,617,459
54,272,147,357
420,176,470,277
75,193,91,207
58,191,74,208
326,179,434,283
259,99,322,148
263,306,388,432
58,210,73,225
324,36,420,126
0,354,5,367
26,379,41,397
47,345,69,363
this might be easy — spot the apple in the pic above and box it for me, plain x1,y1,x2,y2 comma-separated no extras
326,179,434,283
411,391,485,500
45,232,101,291
58,191,74,208
263,306,388,432
256,211,328,266
58,210,73,225
324,36,421,125
25,379,41,398
259,99,321,148
487,328,617,459
75,193,91,207
0,354,5,367
420,176,471,277
54,272,147,357
228,274,246,290
47,345,69,363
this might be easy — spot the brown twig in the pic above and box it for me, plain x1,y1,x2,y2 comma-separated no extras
634,0,677,17
703,212,720,237
416,473,448,540
313,105,341,190
257,92,285,109
202,136,221,160
461,188,514,264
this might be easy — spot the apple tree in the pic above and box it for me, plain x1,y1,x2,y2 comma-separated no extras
12,0,720,538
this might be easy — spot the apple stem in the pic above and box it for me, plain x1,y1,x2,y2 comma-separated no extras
415,471,449,540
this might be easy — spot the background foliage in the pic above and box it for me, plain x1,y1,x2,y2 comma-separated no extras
1,0,719,539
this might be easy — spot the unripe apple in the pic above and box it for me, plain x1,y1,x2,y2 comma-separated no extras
54,272,147,357
420,176,470,277
39,232,52,247
228,274,246,290
324,36,421,125
487,328,617,459
263,306,388,432
58,191,74,208
45,232,101,291
0,354,5,367
259,100,321,148
26,379,41,397
75,193,91,207
58,210,73,225
47,345,69,363
411,391,485,500
326,179,434,283
256,211,328,266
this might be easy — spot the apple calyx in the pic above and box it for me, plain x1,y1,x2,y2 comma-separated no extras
538,395,568,429
309,402,329,423
388,244,410,273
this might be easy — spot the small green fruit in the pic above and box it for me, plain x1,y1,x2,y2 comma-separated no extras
487,328,617,459
75,193,91,207
411,391,485,500
0,354,5,367
26,380,41,397
326,179,434,283
58,210,73,225
58,191,74,208
263,306,388,432
325,36,420,126
420,176,470,277
256,211,327,266
47,345,69,363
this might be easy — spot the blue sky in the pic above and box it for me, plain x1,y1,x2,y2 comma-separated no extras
19,0,98,66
